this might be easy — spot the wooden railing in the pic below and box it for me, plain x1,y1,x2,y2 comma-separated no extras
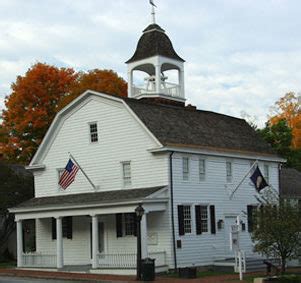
132,83,182,98
22,252,57,267
97,251,167,269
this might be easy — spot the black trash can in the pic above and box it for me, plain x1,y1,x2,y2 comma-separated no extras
141,258,155,281
179,267,197,279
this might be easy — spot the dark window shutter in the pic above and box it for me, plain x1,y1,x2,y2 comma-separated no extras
178,205,184,236
133,213,137,237
195,205,202,235
116,213,123,238
52,218,56,240
66,217,72,239
210,205,216,234
247,205,254,232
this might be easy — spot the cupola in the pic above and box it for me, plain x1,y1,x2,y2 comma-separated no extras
126,5,185,105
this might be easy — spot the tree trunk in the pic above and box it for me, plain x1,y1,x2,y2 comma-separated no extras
281,257,286,273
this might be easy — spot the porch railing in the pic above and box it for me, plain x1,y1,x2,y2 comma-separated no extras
97,251,166,269
22,252,57,268
132,83,182,98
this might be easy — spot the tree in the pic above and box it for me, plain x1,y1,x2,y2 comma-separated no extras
57,69,127,110
0,162,34,258
1,63,78,163
251,201,301,272
1,64,127,163
269,92,301,149
258,120,301,171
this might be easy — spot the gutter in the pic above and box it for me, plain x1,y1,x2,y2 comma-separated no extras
169,151,177,270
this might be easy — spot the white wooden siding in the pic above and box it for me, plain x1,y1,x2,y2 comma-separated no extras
172,153,279,267
34,97,168,197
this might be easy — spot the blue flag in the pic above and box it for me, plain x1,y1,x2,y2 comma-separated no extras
250,166,268,192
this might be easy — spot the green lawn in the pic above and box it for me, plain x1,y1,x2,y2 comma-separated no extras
0,261,16,268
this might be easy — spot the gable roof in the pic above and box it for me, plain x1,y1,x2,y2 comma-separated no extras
280,168,301,198
125,98,277,156
11,186,164,212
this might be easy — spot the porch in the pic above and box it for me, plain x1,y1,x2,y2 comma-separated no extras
10,187,170,274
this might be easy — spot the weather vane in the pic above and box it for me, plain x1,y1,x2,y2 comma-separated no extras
149,0,157,24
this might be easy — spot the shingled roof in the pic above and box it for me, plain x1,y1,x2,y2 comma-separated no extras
12,186,164,211
280,168,301,198
125,98,276,156
126,24,185,63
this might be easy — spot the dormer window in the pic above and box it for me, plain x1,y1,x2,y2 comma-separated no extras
89,122,98,143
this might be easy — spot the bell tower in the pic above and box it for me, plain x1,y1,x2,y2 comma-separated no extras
126,4,185,105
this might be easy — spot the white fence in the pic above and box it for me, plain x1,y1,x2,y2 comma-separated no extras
132,83,182,98
98,251,166,269
22,253,57,268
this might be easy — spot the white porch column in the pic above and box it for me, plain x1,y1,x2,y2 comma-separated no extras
179,68,185,98
155,64,161,94
128,70,133,97
141,213,148,259
16,220,23,267
91,215,99,269
56,217,64,269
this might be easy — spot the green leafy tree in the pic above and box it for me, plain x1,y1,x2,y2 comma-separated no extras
0,162,34,258
252,201,301,272
258,120,301,171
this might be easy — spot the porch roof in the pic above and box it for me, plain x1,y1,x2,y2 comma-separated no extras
11,186,165,212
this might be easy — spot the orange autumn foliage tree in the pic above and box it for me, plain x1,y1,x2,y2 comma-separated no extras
269,92,301,149
58,69,127,110
1,63,127,163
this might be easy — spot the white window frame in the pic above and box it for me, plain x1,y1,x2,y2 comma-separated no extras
121,161,131,187
183,205,192,234
264,164,269,184
89,122,98,143
199,205,209,233
199,158,206,181
57,168,64,190
123,213,136,236
182,157,189,181
226,161,233,183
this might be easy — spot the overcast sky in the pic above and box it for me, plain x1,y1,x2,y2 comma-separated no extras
0,0,300,127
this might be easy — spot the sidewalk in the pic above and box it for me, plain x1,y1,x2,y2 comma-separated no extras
0,268,257,283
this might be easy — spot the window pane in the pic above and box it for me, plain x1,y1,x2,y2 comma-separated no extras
122,162,131,186
200,206,208,232
89,123,98,142
226,162,232,182
183,157,189,180
124,213,135,236
183,206,191,233
199,159,205,181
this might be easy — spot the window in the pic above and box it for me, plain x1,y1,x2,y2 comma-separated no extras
115,213,136,237
226,161,232,183
182,157,189,180
199,159,206,181
264,164,269,184
89,122,98,143
199,206,208,232
124,213,136,236
183,206,192,234
122,161,131,186
52,217,72,240
247,205,257,232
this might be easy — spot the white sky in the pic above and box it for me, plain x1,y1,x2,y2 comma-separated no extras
0,0,300,127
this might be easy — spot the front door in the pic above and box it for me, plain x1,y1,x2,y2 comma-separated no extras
90,222,105,259
224,216,236,257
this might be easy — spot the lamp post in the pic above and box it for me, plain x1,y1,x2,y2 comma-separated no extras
135,204,144,280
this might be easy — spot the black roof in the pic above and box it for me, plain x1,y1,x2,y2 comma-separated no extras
13,186,164,210
125,98,276,156
280,168,301,198
126,24,185,63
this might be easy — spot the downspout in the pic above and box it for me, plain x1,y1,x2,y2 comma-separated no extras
169,151,177,270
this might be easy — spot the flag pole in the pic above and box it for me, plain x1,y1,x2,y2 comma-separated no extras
69,152,97,190
229,160,258,200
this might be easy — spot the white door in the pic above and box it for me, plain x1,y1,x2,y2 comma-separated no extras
224,216,236,257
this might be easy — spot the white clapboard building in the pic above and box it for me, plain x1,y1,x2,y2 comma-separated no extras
10,19,283,275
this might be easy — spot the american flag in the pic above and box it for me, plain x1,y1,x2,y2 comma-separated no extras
59,159,79,190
